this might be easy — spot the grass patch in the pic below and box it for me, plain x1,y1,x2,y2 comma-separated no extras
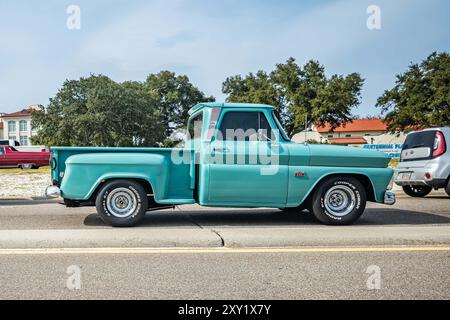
389,158,400,168
0,167,51,175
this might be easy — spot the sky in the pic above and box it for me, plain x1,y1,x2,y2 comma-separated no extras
0,0,449,116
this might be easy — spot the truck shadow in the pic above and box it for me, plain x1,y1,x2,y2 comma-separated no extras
84,207,450,227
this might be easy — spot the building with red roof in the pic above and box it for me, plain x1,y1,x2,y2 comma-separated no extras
0,105,42,145
292,118,406,146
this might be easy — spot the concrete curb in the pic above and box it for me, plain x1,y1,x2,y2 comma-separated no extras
215,226,450,248
0,225,449,249
0,229,223,249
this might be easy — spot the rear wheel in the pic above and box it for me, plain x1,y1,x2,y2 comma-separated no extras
445,180,450,197
95,179,148,227
402,185,432,198
310,176,366,225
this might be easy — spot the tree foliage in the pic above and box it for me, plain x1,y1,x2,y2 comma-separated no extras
145,71,214,136
377,52,450,133
223,58,364,137
32,73,214,147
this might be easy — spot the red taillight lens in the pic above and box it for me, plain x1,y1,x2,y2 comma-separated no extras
433,131,446,158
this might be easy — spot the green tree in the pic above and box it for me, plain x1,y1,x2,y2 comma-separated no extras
145,71,215,136
32,75,165,147
377,52,450,133
223,58,364,137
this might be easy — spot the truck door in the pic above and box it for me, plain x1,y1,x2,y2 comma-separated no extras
207,109,289,205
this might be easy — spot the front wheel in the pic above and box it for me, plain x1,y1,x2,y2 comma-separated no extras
310,176,366,225
402,185,432,198
95,179,148,227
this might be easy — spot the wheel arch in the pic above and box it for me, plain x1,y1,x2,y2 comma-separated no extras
301,173,376,206
87,177,155,203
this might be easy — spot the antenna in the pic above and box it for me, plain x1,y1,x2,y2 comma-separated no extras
304,114,308,145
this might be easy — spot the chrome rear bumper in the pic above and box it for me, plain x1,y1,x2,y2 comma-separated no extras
384,191,396,205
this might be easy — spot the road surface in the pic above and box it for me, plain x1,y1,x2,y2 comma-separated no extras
0,192,449,299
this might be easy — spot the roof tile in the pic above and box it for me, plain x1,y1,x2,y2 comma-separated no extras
317,119,387,133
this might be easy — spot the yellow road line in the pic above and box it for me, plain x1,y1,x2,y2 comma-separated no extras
0,246,450,255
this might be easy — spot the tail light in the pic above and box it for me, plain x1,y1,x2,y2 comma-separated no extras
433,131,446,158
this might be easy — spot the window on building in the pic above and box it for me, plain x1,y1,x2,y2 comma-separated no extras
9,135,17,141
19,120,28,132
8,121,16,132
20,136,29,146
328,134,333,138
345,134,352,138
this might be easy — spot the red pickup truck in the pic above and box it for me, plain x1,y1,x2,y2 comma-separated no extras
0,146,51,169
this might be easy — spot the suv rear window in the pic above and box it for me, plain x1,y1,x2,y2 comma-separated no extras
402,131,436,161
403,131,436,150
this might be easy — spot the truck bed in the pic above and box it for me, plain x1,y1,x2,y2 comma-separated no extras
51,147,195,203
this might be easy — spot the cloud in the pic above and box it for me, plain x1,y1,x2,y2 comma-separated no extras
0,0,448,115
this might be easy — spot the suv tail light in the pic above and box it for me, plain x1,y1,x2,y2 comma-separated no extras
432,131,446,158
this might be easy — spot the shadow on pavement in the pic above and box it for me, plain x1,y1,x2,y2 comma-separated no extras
84,207,450,228
0,199,61,206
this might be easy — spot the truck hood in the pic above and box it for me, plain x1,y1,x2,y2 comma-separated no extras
305,144,390,168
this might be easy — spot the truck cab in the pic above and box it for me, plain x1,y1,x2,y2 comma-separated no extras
47,103,395,227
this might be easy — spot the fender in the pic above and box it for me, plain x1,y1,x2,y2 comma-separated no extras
287,166,394,207
60,153,169,201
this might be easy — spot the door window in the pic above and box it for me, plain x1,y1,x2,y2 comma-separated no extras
217,111,274,141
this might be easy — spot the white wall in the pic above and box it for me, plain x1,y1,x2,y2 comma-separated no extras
3,116,34,146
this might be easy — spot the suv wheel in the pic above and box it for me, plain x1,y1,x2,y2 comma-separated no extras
402,185,432,198
310,176,366,225
95,179,148,227
445,180,450,197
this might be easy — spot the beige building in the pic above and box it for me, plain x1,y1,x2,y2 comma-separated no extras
0,105,42,146
292,119,406,146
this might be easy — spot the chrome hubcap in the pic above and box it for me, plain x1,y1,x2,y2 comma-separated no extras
106,188,137,218
324,185,356,217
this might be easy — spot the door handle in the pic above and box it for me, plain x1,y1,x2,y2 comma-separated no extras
213,147,230,153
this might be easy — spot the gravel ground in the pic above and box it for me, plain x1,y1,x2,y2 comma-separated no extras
0,174,51,198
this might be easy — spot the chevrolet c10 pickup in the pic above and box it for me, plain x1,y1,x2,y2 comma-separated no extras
46,103,395,227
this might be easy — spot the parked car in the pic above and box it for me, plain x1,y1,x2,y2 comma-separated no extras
0,139,20,147
394,127,450,197
46,103,395,227
0,145,51,169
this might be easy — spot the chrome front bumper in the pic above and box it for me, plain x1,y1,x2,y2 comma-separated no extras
384,191,396,205
45,185,61,198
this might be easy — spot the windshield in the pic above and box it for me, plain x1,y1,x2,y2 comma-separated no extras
272,111,290,142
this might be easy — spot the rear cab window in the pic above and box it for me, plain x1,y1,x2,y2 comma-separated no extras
187,111,204,140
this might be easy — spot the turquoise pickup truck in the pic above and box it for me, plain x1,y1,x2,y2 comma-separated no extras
46,103,395,227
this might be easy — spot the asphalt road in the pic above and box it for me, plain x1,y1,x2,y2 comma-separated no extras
0,191,449,299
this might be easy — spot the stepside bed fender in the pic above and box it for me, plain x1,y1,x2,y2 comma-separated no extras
60,153,169,201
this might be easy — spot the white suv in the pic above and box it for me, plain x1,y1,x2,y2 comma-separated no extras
395,127,450,197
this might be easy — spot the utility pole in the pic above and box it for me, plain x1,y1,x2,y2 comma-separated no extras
304,114,308,145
